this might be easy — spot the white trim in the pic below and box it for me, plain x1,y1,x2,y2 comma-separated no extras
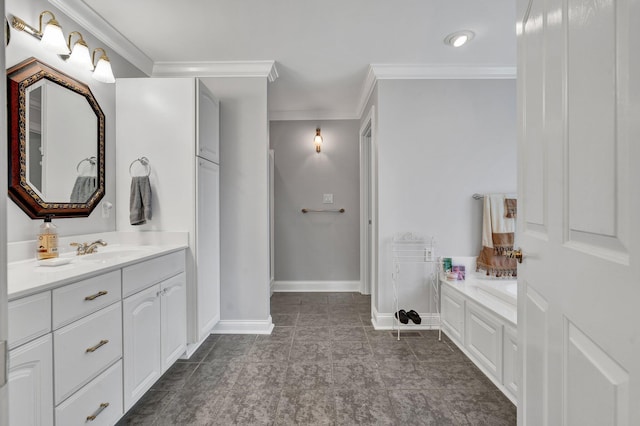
270,279,275,297
212,317,274,335
269,110,359,121
272,281,360,292
152,61,279,81
356,66,378,119
369,63,517,80
371,307,441,330
355,64,516,118
359,105,376,296
48,0,154,75
182,333,209,359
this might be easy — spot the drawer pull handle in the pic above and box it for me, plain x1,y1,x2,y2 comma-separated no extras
86,339,109,353
85,291,108,301
86,402,109,421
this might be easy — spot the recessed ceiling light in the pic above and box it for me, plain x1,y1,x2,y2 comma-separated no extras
444,30,475,48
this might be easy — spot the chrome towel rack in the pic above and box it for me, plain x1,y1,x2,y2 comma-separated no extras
129,157,151,177
76,156,97,173
301,208,345,213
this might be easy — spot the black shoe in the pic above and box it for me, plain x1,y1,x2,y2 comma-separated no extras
406,310,422,324
395,310,409,324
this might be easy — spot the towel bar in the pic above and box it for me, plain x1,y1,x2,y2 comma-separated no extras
301,208,345,213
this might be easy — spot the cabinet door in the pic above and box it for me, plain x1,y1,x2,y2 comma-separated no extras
196,80,220,163
465,302,503,382
9,334,53,426
160,273,187,373
441,286,465,344
122,284,161,411
196,159,220,341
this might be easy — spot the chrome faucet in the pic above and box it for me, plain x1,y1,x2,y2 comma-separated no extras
70,239,108,255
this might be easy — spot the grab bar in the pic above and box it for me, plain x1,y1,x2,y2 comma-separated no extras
301,208,345,213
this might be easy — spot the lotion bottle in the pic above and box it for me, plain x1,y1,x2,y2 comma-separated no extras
37,215,59,260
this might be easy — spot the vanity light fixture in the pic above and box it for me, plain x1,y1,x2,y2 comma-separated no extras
444,30,475,48
67,31,94,70
314,128,323,153
91,48,115,83
11,11,70,54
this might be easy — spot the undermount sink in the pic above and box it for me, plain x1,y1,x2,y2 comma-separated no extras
77,246,153,263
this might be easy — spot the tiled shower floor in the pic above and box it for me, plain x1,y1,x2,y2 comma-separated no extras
118,292,516,425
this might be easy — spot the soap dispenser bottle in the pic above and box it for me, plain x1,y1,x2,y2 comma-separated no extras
37,214,59,260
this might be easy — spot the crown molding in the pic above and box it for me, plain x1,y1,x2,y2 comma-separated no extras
270,109,359,121
48,0,154,75
152,61,279,82
355,64,516,119
369,63,517,80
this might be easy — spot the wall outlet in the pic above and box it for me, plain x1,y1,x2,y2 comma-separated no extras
323,193,334,204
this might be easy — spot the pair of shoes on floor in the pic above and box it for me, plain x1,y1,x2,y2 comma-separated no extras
394,309,421,324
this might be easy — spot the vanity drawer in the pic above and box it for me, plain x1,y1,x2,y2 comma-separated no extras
54,303,122,404
122,251,185,297
8,292,51,349
55,360,123,426
52,270,121,329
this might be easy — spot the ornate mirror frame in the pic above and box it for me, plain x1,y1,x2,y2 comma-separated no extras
7,57,105,218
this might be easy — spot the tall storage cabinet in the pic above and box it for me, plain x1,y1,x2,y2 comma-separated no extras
116,78,220,344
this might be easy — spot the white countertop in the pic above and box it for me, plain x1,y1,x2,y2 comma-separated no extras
441,274,518,326
8,232,188,301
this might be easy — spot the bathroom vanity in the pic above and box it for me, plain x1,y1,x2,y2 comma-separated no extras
440,274,518,404
7,232,187,425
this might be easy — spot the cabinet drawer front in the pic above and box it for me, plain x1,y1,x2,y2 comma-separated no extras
55,360,123,426
54,303,123,404
52,270,121,329
122,251,185,297
8,292,51,349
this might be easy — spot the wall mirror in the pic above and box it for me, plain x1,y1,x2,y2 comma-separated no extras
7,57,105,218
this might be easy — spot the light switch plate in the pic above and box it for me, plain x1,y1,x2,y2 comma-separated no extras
323,193,334,204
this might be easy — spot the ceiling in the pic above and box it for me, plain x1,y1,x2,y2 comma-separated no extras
77,0,516,119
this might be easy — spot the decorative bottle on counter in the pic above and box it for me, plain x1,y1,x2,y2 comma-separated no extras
37,214,58,260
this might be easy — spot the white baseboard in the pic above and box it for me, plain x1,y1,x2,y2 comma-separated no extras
273,280,360,292
182,334,209,359
371,306,440,330
212,316,274,335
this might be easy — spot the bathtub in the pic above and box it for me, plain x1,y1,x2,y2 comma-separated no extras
440,273,518,404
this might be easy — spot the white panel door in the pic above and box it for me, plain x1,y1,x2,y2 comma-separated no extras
160,273,187,372
122,284,161,411
196,159,220,340
517,0,639,424
196,80,220,164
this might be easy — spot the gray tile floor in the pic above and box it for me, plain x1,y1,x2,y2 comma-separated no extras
118,292,516,425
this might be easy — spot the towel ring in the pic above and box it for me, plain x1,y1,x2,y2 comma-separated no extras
129,157,151,177
76,156,97,173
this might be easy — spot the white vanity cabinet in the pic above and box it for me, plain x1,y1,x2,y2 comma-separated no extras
8,245,187,425
117,78,221,345
440,280,518,405
122,251,186,410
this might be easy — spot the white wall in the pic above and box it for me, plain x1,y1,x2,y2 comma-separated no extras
5,0,143,244
200,77,271,323
374,78,517,314
270,120,360,284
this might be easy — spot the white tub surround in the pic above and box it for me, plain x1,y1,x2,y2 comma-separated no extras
441,273,518,405
7,231,188,425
